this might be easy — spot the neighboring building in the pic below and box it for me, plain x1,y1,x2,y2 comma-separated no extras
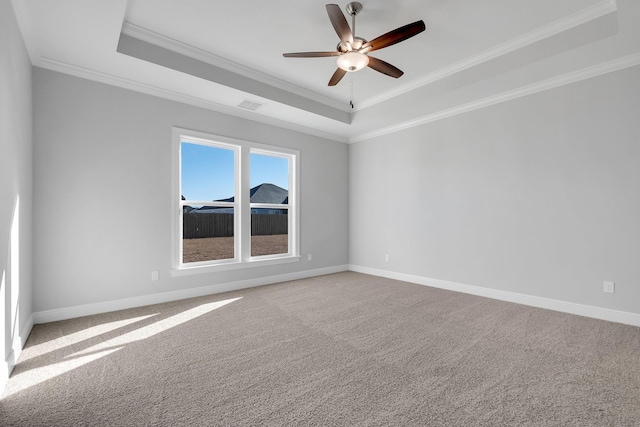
182,195,196,213
194,183,288,214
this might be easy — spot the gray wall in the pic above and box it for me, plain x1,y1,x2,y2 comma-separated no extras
33,69,349,313
350,66,640,315
0,0,33,373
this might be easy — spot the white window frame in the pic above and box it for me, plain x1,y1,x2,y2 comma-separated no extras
172,127,300,276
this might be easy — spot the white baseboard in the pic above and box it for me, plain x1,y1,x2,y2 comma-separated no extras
33,265,349,324
349,265,640,328
1,314,34,392
0,351,13,393
15,314,34,359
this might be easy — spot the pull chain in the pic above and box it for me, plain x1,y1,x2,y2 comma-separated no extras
350,73,354,109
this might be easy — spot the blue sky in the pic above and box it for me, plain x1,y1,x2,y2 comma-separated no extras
181,142,289,201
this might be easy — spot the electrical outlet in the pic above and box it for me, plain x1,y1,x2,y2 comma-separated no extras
603,281,615,294
385,254,390,262
307,254,312,261
151,271,159,281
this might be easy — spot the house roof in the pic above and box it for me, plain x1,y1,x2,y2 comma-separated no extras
216,183,288,205
249,183,288,204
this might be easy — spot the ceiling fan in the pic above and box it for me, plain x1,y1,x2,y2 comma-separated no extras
283,2,426,86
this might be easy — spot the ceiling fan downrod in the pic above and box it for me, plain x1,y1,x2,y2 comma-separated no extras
346,2,363,41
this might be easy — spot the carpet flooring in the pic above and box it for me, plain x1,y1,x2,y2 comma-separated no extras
1,272,639,426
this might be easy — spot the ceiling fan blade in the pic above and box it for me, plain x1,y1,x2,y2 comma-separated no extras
361,20,426,53
326,4,354,45
283,51,341,58
367,56,404,78
328,68,347,86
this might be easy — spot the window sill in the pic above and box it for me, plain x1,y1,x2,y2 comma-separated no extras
171,255,301,277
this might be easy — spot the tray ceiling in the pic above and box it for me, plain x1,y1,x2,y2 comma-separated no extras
11,0,640,142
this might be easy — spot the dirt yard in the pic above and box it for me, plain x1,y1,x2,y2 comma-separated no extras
183,234,288,263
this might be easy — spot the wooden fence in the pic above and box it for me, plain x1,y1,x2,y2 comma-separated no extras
251,213,289,236
183,213,288,238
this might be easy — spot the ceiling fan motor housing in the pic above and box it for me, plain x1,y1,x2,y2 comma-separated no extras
337,37,367,53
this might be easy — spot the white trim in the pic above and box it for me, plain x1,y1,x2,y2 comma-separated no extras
354,0,618,111
250,203,289,210
185,201,235,208
32,265,349,324
174,128,300,272
34,57,349,144
14,314,33,362
349,53,640,143
120,22,349,113
0,364,7,393
172,255,301,276
176,134,242,267
1,314,34,392
20,314,33,345
240,146,251,262
348,264,640,328
0,350,15,392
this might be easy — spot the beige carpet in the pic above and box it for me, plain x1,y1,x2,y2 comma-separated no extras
1,272,639,426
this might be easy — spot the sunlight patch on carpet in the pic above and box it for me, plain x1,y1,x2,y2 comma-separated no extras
22,314,158,361
71,297,243,357
3,297,242,397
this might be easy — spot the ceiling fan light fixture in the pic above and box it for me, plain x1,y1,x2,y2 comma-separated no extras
336,51,369,72
282,4,426,86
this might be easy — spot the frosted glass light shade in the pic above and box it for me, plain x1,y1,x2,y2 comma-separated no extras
336,51,369,72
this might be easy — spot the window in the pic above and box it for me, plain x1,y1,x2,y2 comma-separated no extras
173,128,299,274
250,152,290,257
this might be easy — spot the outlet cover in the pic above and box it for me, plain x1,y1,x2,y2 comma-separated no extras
603,281,615,294
151,271,159,281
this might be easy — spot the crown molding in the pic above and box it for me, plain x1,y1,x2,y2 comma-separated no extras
120,22,350,113
354,0,618,112
35,57,349,144
349,52,640,143
34,51,639,146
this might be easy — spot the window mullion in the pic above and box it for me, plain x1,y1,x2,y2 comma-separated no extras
239,146,251,262
289,155,297,256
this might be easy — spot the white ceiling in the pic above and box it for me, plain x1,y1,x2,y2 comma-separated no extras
10,0,640,142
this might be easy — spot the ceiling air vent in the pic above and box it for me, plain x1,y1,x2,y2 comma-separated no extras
237,99,264,111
